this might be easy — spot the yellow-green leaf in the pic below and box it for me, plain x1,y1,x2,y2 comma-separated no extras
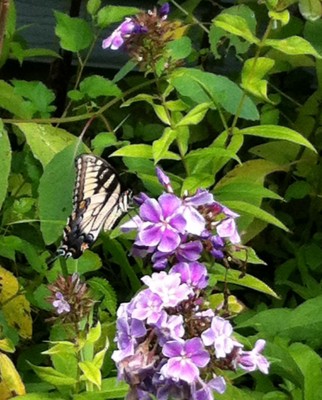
0,352,25,398
79,361,101,389
265,36,322,58
241,57,275,102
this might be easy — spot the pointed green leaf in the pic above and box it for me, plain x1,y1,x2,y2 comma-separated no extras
213,14,259,44
54,12,93,52
97,6,139,28
79,75,121,98
152,128,177,163
223,200,289,231
265,36,322,58
211,264,278,297
0,125,11,210
175,103,210,127
239,125,316,152
241,57,275,102
16,123,77,167
29,363,77,386
111,144,180,160
79,361,101,388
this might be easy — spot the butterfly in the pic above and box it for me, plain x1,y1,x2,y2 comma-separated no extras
53,154,130,260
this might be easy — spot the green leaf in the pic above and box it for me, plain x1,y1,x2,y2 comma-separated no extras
73,378,129,399
88,277,117,315
185,147,241,164
18,48,60,60
38,144,84,245
299,0,322,21
79,75,121,98
170,68,259,121
211,264,278,297
111,144,180,161
29,363,77,386
289,343,322,400
241,57,275,102
16,123,77,167
223,200,289,231
152,104,171,125
0,126,11,210
15,395,65,400
165,36,192,61
239,125,316,152
215,181,283,202
265,36,322,58
181,174,215,194
12,80,56,117
54,11,94,52
304,20,322,54
91,132,117,155
79,361,101,388
86,322,102,344
213,14,259,44
122,93,155,107
97,6,139,28
66,251,102,274
152,128,177,163
0,80,31,118
175,103,210,127
87,0,101,15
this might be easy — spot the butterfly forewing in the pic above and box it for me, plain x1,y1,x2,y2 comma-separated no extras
56,154,127,259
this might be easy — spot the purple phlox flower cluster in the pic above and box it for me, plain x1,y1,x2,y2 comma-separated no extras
121,167,241,269
112,266,270,399
102,3,170,51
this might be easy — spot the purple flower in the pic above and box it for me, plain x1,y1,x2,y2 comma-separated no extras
102,18,136,50
131,289,163,324
137,194,187,253
210,235,225,259
216,217,240,244
156,167,173,193
201,316,241,358
180,190,213,235
237,339,270,374
155,312,185,345
170,262,208,290
142,271,192,308
192,375,226,400
52,292,70,314
159,3,170,19
161,338,210,383
151,239,203,270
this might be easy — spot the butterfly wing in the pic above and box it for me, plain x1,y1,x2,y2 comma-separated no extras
56,154,125,259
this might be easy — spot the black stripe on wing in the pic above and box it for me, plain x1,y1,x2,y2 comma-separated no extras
55,154,128,260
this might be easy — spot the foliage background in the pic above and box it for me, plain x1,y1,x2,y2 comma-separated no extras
1,0,322,399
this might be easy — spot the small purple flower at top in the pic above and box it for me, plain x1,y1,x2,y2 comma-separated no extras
52,292,70,314
201,316,241,358
102,18,136,50
159,3,170,19
156,167,173,193
142,271,192,308
237,339,270,374
170,262,208,290
137,194,187,253
161,338,210,383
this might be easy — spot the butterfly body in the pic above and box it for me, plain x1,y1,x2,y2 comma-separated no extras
55,154,130,260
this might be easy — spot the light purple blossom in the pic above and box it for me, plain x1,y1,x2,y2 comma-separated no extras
156,311,185,345
131,289,163,324
102,18,136,50
137,194,187,253
216,216,241,244
192,375,226,400
201,316,241,358
142,271,192,307
170,262,208,290
180,191,212,235
161,338,210,383
237,339,270,374
52,292,70,314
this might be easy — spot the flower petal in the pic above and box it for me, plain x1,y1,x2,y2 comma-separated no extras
158,228,181,252
140,198,162,222
159,193,182,218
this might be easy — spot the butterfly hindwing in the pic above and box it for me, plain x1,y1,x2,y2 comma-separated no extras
56,154,127,259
